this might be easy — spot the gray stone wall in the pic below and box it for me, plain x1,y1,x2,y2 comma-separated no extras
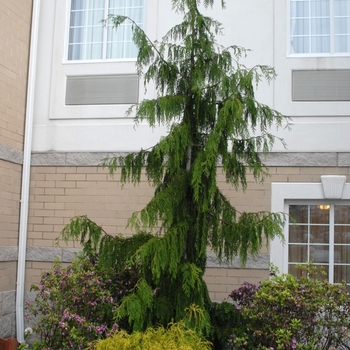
31,151,350,167
0,291,16,338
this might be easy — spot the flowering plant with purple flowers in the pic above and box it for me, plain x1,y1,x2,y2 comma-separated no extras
26,254,139,349
227,264,350,350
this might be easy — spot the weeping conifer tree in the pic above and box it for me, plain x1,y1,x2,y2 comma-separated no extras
60,0,289,333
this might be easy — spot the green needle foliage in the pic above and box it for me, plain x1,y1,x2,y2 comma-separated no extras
60,0,289,334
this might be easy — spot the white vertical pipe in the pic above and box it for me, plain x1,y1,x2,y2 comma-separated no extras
16,0,41,343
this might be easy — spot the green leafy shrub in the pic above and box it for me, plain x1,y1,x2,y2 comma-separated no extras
26,254,139,349
229,265,350,349
209,301,243,349
94,320,212,350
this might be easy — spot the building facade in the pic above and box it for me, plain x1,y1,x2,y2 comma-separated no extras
1,0,350,339
0,0,33,338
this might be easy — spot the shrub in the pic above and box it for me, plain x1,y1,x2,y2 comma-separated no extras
229,265,350,350
94,321,212,350
209,301,243,350
26,254,139,349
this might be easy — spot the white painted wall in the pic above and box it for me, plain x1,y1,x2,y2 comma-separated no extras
32,0,350,153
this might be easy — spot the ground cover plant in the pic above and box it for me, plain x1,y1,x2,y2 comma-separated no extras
94,304,212,350
94,322,212,350
228,265,350,350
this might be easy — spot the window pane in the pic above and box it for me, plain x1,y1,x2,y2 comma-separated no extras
68,43,103,60
311,18,330,34
289,244,308,262
310,0,330,16
334,226,350,244
130,0,144,6
310,205,329,223
311,35,330,51
109,0,125,7
289,225,308,243
335,0,350,16
291,19,310,35
86,43,103,59
69,28,83,43
70,11,84,26
334,245,350,263
127,8,143,22
310,245,329,263
68,44,80,60
288,264,304,277
335,205,350,224
70,27,103,44
310,225,329,243
70,10,104,26
107,42,124,59
71,0,104,11
335,18,350,35
92,0,106,7
109,6,126,15
291,1,309,17
334,264,350,283
123,42,139,58
108,24,125,41
291,36,310,53
335,34,350,51
290,205,309,223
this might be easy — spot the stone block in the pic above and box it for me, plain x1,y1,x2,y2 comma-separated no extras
31,152,66,166
0,144,23,164
338,153,350,167
2,291,15,315
66,152,108,166
206,252,269,269
0,247,18,262
0,313,15,338
289,153,337,167
62,248,81,262
26,247,61,262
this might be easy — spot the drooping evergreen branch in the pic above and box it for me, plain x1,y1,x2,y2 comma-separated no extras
58,216,153,271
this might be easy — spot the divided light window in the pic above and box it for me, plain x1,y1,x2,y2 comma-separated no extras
288,204,350,289
290,0,350,54
68,0,144,60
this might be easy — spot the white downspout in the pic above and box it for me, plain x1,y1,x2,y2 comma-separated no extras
16,0,41,343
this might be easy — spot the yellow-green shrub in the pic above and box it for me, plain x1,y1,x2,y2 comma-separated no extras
94,321,212,350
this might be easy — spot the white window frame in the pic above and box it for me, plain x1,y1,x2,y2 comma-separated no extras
288,0,350,57
44,0,157,121
65,0,145,63
286,201,350,285
271,176,350,282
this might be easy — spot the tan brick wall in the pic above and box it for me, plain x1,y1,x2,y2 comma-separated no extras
0,0,31,293
0,0,32,151
28,166,154,247
204,267,270,301
27,165,350,300
0,159,22,246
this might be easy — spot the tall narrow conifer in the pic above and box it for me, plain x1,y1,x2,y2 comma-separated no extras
61,0,288,332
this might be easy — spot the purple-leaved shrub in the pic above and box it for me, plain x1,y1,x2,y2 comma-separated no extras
228,265,350,350
26,254,139,349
